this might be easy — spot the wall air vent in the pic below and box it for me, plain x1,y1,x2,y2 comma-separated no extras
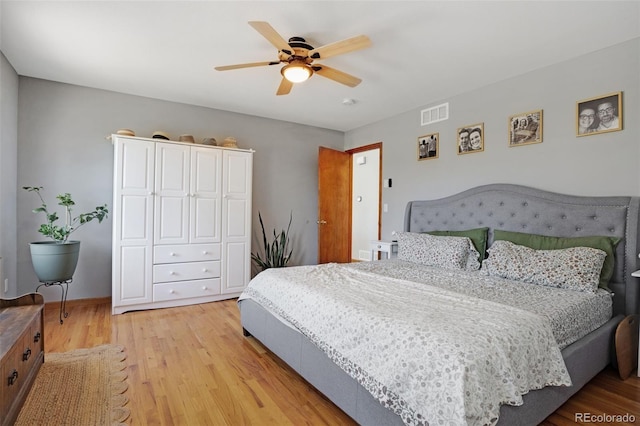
421,102,449,126
359,250,372,261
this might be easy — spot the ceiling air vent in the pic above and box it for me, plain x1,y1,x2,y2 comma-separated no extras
421,102,449,126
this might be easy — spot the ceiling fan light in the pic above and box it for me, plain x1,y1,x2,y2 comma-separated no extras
281,63,312,83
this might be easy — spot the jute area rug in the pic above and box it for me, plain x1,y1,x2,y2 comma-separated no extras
15,344,130,426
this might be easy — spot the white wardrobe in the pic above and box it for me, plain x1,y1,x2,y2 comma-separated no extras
111,135,253,314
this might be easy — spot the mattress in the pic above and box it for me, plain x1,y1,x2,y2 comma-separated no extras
350,259,613,349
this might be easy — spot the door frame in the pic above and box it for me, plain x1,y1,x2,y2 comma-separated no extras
346,142,383,247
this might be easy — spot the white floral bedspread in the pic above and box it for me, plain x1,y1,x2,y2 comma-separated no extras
239,262,572,426
352,259,612,349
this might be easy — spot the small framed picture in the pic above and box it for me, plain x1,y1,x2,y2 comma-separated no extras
576,92,622,137
457,123,484,154
418,133,439,161
508,110,543,147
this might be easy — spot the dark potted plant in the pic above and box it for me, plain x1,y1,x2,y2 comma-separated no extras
251,211,293,271
23,186,109,282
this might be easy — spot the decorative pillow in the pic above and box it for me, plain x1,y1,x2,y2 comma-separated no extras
396,232,480,271
482,240,607,293
427,227,489,260
464,242,482,271
493,230,620,289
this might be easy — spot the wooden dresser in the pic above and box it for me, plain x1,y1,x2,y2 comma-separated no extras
0,293,45,426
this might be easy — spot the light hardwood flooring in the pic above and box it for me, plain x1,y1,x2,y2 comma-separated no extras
43,298,640,425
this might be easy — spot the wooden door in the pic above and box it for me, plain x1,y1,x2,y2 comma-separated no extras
318,147,351,263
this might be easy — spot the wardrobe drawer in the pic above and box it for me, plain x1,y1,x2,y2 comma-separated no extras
153,279,221,302
153,261,220,283
154,244,221,264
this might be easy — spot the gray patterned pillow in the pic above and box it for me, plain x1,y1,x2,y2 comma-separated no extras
481,240,606,293
396,232,480,271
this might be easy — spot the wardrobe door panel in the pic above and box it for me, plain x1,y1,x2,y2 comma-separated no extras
155,143,189,245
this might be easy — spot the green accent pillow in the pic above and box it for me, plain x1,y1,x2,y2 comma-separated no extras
493,230,621,289
427,227,489,261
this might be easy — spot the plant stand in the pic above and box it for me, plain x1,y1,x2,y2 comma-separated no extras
35,279,71,324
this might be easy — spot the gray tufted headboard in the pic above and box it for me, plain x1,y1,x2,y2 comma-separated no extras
404,183,640,316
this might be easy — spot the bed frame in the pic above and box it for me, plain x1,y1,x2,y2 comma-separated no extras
240,184,640,425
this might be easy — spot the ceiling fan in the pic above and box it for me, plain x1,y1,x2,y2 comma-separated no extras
215,21,371,95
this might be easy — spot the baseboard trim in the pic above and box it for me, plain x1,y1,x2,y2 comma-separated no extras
44,296,111,310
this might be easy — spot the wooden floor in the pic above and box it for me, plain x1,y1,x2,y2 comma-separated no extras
43,298,640,426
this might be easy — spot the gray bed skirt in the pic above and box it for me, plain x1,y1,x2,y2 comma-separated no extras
239,298,620,426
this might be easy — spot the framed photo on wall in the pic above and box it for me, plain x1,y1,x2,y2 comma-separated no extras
508,110,543,147
576,92,622,137
418,133,439,161
457,123,484,154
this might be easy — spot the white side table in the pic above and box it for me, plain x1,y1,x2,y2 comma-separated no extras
370,240,398,260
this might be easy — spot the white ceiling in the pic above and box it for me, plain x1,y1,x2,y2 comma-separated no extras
1,1,639,132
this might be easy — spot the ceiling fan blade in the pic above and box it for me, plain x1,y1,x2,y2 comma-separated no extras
313,64,362,87
215,61,279,71
276,77,294,96
248,21,294,56
308,35,371,60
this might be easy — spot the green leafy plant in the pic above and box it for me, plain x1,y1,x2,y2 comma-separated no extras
251,211,293,270
23,186,109,243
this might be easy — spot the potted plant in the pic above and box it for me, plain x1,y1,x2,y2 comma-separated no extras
251,211,293,271
23,186,109,282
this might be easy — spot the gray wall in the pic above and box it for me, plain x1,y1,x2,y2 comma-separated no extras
0,51,19,298
345,38,640,241
6,37,639,302
16,78,342,300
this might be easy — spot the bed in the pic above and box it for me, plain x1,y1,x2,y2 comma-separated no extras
238,183,640,425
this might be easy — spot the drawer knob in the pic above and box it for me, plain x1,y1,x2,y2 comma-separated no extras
34,331,41,343
377,245,382,249
8,369,18,386
169,289,175,294
202,286,208,290
169,271,176,275
202,268,208,272
202,251,208,255
23,347,32,361
170,252,176,256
